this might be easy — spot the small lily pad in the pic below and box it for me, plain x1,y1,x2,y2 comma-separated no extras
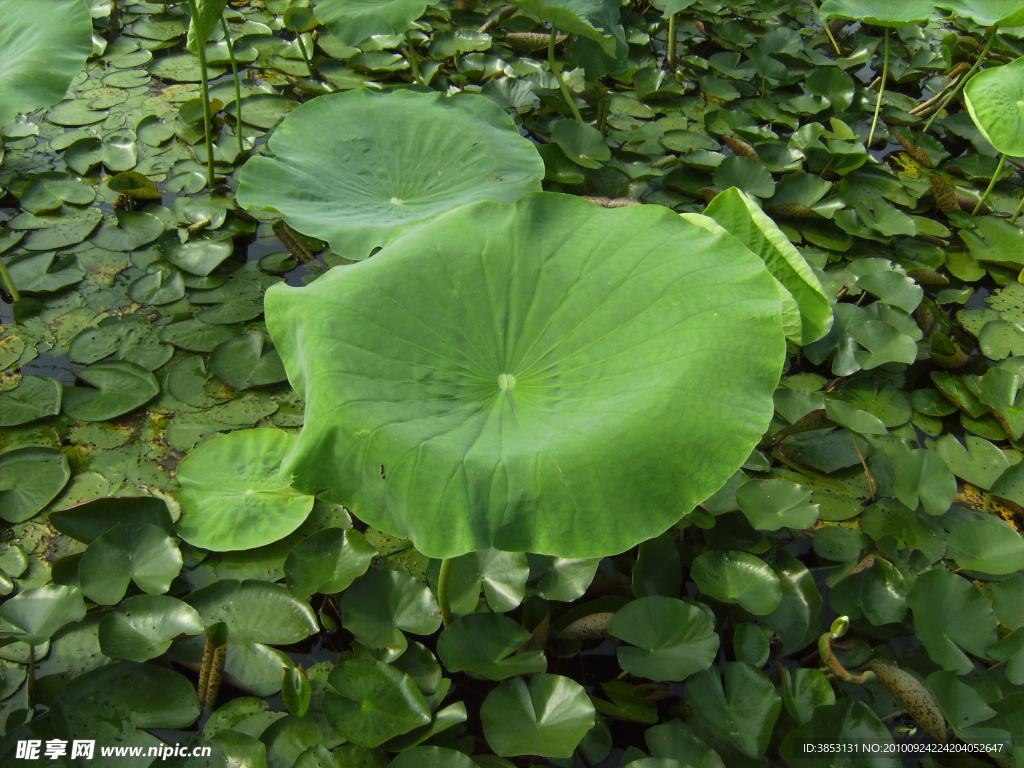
691,550,783,614
610,597,720,682
480,673,595,758
62,360,160,422
176,429,315,551
0,446,71,523
551,120,610,169
0,376,62,426
98,594,204,661
284,527,375,600
437,613,547,680
79,524,183,605
322,659,431,747
0,584,86,646
209,332,287,390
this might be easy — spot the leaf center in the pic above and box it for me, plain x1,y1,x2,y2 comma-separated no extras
497,373,516,392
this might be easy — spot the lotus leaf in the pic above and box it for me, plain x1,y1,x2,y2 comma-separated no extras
176,429,315,552
935,0,1024,27
510,0,627,57
964,57,1024,158
237,89,545,260
0,0,93,126
266,193,786,558
313,0,429,46
819,0,935,26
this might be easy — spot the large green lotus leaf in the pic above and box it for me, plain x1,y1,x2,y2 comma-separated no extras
701,188,832,344
267,193,786,558
0,0,93,125
935,0,1024,27
510,0,627,57
237,90,544,261
965,57,1024,158
313,0,429,46
176,429,316,551
819,0,935,25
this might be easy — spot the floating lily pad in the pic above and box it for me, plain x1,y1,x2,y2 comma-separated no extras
551,119,610,168
437,613,547,680
19,206,102,251
284,527,375,600
62,360,161,422
20,172,95,214
209,332,287,390
0,376,62,426
0,447,70,523
98,594,204,661
480,674,595,758
175,429,315,551
237,89,545,260
266,193,786,558
79,523,183,605
0,0,93,125
610,597,719,682
691,550,783,614
0,584,86,646
6,251,86,293
322,659,431,747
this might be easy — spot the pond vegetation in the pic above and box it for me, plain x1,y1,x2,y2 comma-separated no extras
2,0,1024,766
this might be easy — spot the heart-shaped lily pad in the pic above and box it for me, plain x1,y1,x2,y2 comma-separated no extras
62,360,160,421
964,56,1024,158
78,523,183,605
691,550,783,614
437,613,547,680
609,597,720,682
0,0,93,125
0,447,70,523
98,594,204,661
0,584,86,646
175,428,316,551
237,89,545,260
266,193,786,558
480,673,595,758
0,375,61,426
322,659,431,747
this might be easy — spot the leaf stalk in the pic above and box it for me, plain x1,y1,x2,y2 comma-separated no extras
548,27,584,124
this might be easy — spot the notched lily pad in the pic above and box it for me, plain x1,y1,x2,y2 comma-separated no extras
62,360,160,422
175,429,315,552
0,446,71,523
237,89,545,260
